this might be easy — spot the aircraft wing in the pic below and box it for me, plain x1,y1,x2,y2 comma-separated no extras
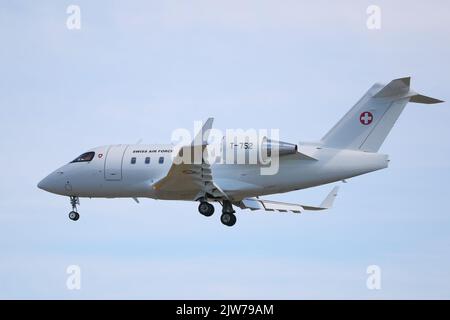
152,118,228,200
239,186,339,213
152,151,227,199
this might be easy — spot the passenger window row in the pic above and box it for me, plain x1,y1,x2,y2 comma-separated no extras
130,156,164,165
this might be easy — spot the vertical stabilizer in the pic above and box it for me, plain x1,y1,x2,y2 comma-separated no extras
321,77,443,152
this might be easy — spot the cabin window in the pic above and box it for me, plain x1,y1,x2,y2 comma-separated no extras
158,156,164,164
145,157,150,164
71,152,95,163
131,157,136,164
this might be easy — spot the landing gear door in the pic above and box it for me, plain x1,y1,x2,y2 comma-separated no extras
104,145,128,181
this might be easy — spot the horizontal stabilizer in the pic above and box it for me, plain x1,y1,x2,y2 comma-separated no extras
372,77,444,104
410,94,444,104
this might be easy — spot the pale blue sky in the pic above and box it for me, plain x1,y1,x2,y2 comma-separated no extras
0,0,449,299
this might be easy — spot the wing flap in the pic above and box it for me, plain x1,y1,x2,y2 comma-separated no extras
241,198,303,213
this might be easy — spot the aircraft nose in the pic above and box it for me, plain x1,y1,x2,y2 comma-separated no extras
38,172,64,194
37,175,52,192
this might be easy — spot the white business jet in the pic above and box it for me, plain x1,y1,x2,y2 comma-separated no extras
38,77,442,226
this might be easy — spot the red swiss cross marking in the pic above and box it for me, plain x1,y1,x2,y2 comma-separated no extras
360,111,373,125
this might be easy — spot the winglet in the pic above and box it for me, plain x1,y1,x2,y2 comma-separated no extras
373,77,444,104
301,186,339,211
192,118,214,145
319,186,339,209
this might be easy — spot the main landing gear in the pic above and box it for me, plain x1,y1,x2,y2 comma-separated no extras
198,201,215,217
197,199,237,226
69,196,80,221
220,200,236,227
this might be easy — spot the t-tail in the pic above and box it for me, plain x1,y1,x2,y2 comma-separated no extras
321,77,444,152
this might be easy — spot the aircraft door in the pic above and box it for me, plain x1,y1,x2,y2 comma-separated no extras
104,145,128,181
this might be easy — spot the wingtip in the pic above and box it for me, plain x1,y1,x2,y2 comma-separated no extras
319,186,339,209
204,117,214,129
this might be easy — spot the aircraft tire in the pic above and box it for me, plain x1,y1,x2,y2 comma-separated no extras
69,211,80,221
198,202,214,217
220,212,236,227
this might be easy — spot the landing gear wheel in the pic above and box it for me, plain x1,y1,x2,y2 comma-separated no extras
68,196,80,221
220,200,237,227
220,212,236,227
69,211,80,221
198,202,215,217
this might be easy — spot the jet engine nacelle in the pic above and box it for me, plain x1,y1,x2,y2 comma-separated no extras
262,138,298,157
220,134,297,165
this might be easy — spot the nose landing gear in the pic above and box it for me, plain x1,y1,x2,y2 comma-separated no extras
69,196,80,221
69,211,79,221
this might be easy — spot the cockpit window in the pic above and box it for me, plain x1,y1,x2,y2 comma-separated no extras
71,152,95,163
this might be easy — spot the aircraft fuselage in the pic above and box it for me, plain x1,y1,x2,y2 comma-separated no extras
38,143,389,201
